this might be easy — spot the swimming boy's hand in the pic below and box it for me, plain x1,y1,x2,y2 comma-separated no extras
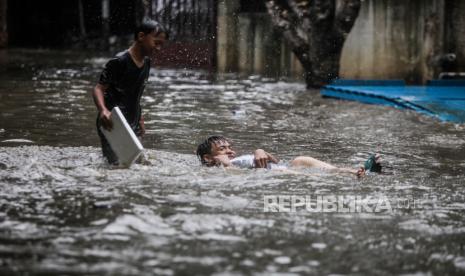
254,149,279,168
356,167,366,178
266,152,279,164
100,109,113,131
254,149,267,168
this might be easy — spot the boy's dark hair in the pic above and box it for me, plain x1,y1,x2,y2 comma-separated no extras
134,19,168,40
196,136,229,165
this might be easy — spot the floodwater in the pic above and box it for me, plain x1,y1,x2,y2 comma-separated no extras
0,49,465,275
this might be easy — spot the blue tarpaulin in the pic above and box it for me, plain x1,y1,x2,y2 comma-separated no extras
321,80,465,123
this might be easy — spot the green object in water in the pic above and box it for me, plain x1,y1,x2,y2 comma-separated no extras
364,154,382,173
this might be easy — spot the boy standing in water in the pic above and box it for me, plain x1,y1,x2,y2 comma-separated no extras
92,19,167,164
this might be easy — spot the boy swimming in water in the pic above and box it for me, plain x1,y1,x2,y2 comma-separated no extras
196,136,381,177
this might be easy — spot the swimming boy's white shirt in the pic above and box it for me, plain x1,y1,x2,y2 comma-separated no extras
230,154,287,169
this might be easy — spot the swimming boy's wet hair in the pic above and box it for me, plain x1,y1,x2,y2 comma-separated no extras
196,136,229,165
134,18,169,40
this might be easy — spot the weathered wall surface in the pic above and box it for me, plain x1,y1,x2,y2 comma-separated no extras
340,0,460,83
456,1,465,72
0,0,7,48
219,0,464,83
217,0,239,73
445,0,465,72
236,13,303,78
217,0,303,78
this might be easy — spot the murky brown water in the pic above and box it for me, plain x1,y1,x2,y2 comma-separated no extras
1,49,465,275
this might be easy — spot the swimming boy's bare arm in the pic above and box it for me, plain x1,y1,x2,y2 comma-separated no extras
93,83,113,130
253,149,279,168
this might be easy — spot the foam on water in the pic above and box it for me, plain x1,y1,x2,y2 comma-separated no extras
1,50,465,275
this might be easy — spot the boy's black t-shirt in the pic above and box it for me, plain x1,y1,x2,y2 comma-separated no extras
98,50,150,130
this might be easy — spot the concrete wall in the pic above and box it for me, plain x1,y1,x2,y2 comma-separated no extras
217,0,303,78
0,0,6,48
236,13,303,78
445,0,465,72
218,0,464,83
340,0,459,83
455,2,465,72
217,0,239,73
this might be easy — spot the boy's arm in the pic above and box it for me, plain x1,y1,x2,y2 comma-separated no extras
94,57,124,131
93,83,113,130
139,115,145,136
253,149,279,168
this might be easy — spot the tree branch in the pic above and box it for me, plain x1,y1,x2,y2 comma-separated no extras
334,0,361,38
263,0,362,87
286,0,309,18
264,0,311,65
310,0,335,26
286,0,312,32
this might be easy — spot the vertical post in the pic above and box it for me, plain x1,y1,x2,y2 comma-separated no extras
153,0,158,21
217,0,239,73
263,16,281,77
167,0,172,36
253,15,264,74
78,0,87,38
420,0,445,83
209,0,218,70
145,0,152,18
102,0,110,47
237,13,253,74
444,0,465,72
181,0,187,38
163,0,168,29
0,0,7,48
136,0,150,25
191,0,196,36
176,0,181,39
